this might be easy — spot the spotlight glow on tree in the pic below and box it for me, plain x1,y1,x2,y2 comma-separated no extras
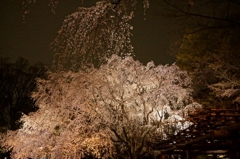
1,55,201,159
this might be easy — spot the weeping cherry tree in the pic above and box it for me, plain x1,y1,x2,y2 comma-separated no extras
1,55,201,159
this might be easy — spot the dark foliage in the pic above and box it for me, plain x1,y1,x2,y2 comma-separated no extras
0,57,47,131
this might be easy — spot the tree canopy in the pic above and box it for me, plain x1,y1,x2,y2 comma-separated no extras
1,55,201,159
51,0,151,71
51,1,134,70
19,0,150,71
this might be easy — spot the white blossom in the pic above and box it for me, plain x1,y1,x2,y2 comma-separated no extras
1,55,201,158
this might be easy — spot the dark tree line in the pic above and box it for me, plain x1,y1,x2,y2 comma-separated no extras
0,57,47,131
163,0,240,108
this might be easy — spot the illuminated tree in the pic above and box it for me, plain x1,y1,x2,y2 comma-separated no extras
1,55,201,159
85,55,201,158
51,0,151,70
51,1,134,70
18,0,150,70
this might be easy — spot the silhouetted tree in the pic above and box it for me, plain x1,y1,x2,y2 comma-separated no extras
163,0,240,107
0,57,47,131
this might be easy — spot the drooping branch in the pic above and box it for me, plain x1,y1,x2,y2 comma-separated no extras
162,0,240,34
163,0,239,24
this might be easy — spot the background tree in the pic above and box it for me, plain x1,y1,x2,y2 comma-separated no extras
0,57,47,131
175,28,240,107
1,55,201,159
164,0,240,108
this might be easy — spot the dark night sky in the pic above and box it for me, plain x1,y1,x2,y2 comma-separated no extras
0,0,177,66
